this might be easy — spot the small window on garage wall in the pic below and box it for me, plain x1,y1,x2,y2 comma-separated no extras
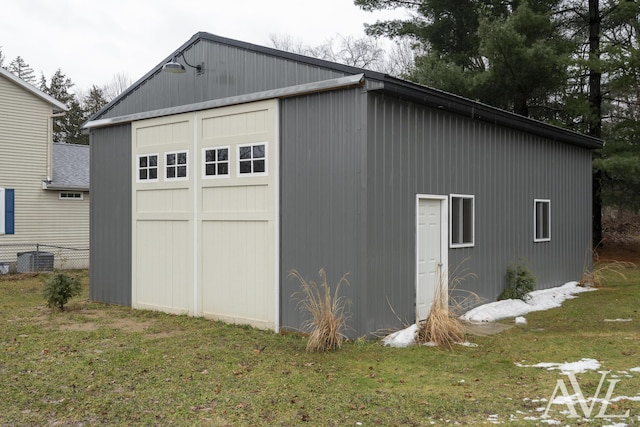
238,143,267,176
165,151,188,181
202,146,230,178
450,194,474,248
534,199,551,242
137,154,159,182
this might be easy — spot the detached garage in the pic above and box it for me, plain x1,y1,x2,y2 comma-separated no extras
86,32,602,337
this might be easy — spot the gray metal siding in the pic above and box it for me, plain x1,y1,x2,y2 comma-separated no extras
366,94,592,333
280,90,592,338
89,124,132,306
101,40,347,120
279,88,369,338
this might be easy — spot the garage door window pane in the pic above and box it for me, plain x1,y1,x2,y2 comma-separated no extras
238,143,267,176
137,154,158,182
203,147,230,178
166,151,188,180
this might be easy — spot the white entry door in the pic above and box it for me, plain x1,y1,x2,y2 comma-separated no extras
416,196,448,320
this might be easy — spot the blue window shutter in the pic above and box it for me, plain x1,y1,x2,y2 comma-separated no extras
5,189,14,235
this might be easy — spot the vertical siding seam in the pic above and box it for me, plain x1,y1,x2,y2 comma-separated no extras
192,113,199,316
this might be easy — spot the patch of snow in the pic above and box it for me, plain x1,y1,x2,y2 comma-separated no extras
462,281,593,322
515,358,601,373
630,367,640,372
381,323,417,348
610,394,640,402
604,318,632,322
382,281,594,347
487,414,500,424
515,316,527,325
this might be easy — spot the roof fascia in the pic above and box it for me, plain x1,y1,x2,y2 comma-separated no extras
0,67,68,112
42,183,89,191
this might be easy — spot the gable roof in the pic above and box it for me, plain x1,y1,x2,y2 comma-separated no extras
44,143,90,191
0,66,67,113
86,31,602,150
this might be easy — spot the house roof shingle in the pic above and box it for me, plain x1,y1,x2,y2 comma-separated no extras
47,143,90,191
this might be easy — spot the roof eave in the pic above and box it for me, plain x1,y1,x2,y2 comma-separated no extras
377,77,603,150
42,181,89,192
0,67,68,113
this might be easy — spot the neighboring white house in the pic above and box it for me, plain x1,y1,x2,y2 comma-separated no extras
0,67,89,271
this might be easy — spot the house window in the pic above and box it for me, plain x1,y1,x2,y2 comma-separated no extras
59,192,83,200
450,194,474,248
238,143,267,176
203,146,229,178
166,151,188,180
534,199,551,242
137,154,158,182
0,188,14,235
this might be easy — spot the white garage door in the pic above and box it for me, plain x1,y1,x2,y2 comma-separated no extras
131,100,279,330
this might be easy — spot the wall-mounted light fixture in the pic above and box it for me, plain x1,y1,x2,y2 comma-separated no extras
162,53,204,75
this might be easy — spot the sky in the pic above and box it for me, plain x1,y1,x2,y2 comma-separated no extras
0,0,407,93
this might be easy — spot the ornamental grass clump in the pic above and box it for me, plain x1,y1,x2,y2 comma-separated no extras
580,259,636,287
43,272,81,311
289,268,350,352
415,266,467,350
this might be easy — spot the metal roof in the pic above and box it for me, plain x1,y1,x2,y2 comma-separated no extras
0,66,68,113
87,31,603,150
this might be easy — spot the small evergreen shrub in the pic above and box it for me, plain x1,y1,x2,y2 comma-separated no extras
43,273,81,310
499,262,535,301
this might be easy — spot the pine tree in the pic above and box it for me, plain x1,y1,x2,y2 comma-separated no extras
357,0,570,120
83,85,108,117
42,69,78,143
8,56,36,84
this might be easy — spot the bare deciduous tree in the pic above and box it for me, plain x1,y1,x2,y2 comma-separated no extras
268,33,416,76
102,72,132,102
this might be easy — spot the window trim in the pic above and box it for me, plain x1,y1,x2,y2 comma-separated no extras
165,150,189,181
136,153,159,183
534,199,551,242
202,146,230,179
59,192,84,200
449,194,475,248
237,142,268,177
